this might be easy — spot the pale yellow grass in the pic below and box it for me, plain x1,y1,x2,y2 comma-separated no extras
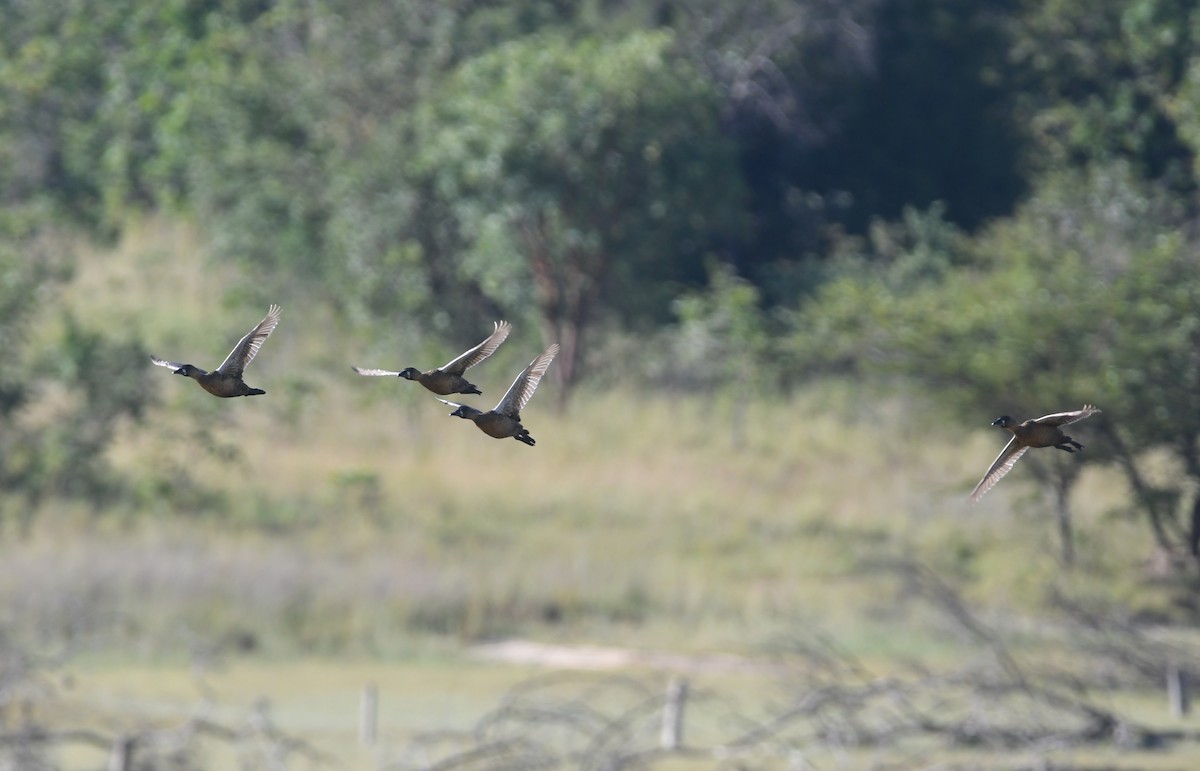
38,216,1160,653
12,217,1199,770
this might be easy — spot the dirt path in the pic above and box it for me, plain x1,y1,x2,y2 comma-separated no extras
471,639,770,673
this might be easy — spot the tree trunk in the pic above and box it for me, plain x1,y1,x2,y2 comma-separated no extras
521,218,604,409
1028,461,1080,568
1053,473,1076,568
1181,443,1200,562
1102,425,1174,554
1180,461,1200,557
1189,497,1200,561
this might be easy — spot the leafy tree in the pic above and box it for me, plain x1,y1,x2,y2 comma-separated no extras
0,227,152,521
162,0,591,292
0,0,118,226
155,4,332,275
0,222,154,521
791,165,1200,570
16,314,152,508
1092,245,1200,563
362,30,746,395
1010,0,1198,195
0,234,62,431
0,0,242,230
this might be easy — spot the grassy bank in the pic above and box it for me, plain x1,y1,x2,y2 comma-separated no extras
2,218,1197,769
0,219,1163,660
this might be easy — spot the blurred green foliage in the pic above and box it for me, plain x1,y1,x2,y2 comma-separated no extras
396,29,743,387
1012,0,1197,191
794,163,1200,563
2,0,1200,579
0,227,150,524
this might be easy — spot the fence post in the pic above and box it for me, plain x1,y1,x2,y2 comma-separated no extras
360,682,378,746
660,678,688,750
107,734,135,771
1168,664,1190,718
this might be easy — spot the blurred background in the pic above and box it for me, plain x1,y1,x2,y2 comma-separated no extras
4,0,1200,768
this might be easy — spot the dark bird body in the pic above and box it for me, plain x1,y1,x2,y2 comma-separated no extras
353,321,511,396
151,304,281,398
969,404,1101,502
440,343,559,446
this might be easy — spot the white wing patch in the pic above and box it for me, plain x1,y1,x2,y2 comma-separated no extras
149,354,185,370
352,367,402,377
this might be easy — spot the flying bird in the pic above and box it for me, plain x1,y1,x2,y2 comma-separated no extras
150,304,281,398
439,343,560,446
969,404,1101,503
352,321,511,395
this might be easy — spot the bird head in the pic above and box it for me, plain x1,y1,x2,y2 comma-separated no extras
448,404,481,420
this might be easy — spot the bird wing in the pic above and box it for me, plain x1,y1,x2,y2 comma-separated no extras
440,321,512,375
149,354,185,370
216,304,281,378
969,437,1029,503
1033,404,1101,427
495,343,559,417
352,366,402,377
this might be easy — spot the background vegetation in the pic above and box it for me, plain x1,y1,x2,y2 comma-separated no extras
4,0,1200,767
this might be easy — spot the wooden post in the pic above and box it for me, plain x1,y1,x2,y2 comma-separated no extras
107,734,135,771
360,683,378,746
660,678,688,750
1168,665,1190,718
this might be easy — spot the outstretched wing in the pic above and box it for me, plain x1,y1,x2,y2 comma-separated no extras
352,367,402,377
969,437,1028,503
216,304,281,378
495,343,559,417
149,354,185,371
440,321,512,375
1033,404,1101,427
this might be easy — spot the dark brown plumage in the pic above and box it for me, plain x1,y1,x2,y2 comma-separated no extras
969,404,1101,502
150,304,281,398
352,321,511,395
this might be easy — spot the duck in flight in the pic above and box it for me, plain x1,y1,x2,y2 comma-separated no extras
439,343,559,446
352,321,511,396
969,404,1101,502
150,304,281,398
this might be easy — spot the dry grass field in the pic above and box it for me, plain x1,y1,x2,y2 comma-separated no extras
6,219,1199,768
